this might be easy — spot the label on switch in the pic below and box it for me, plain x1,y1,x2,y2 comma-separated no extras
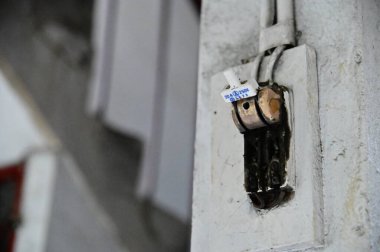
221,84,257,103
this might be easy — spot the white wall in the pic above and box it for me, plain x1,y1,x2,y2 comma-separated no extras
192,0,380,251
0,64,127,252
88,0,199,221
102,0,163,141
153,0,199,222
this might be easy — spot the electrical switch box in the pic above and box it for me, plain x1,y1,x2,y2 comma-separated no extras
209,45,323,251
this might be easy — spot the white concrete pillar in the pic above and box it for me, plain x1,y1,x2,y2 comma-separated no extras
192,0,380,251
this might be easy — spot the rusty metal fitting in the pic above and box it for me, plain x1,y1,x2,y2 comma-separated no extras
232,86,283,132
257,86,282,124
235,97,266,132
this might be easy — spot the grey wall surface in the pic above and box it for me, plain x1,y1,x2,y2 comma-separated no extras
362,0,380,249
89,0,199,221
153,0,199,222
102,0,162,141
0,1,190,251
0,60,126,252
46,154,127,252
192,0,380,251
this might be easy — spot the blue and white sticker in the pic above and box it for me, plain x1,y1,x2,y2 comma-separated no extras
221,84,257,103
221,69,258,103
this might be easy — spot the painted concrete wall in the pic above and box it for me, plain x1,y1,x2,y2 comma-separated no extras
102,0,162,141
192,0,380,251
0,64,127,252
153,0,199,222
362,0,380,250
88,0,199,221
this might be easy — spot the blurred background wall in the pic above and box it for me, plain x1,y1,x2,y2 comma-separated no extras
0,0,200,251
